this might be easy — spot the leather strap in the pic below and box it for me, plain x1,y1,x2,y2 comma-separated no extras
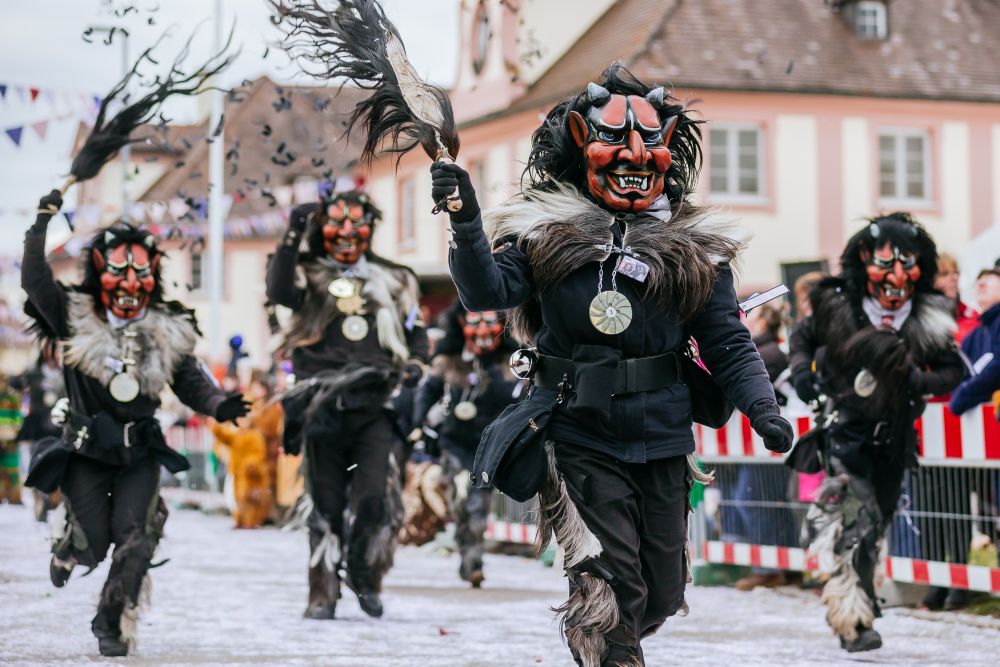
534,351,682,395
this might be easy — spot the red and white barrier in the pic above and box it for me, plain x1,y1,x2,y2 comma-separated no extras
696,403,1000,465
486,517,537,545
703,540,1000,594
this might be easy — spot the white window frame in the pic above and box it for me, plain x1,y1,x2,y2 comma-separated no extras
707,123,766,205
877,127,932,207
855,1,888,40
399,177,416,249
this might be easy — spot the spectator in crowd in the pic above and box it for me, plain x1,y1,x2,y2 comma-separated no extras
749,304,788,382
950,268,1000,416
793,271,824,320
935,253,979,343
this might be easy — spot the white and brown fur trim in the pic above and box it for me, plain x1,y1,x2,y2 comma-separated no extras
282,258,420,364
118,574,152,651
535,443,616,667
483,183,750,342
62,292,198,399
806,475,876,641
365,451,404,590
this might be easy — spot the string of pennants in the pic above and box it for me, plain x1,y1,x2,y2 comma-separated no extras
1,82,102,147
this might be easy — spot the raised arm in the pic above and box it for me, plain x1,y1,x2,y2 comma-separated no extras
265,203,316,310
689,264,792,452
169,355,249,422
431,163,535,311
21,190,69,338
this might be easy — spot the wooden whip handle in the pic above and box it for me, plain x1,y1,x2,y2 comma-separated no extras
58,176,76,195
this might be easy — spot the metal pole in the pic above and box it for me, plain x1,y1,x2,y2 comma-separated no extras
207,0,225,362
120,33,130,221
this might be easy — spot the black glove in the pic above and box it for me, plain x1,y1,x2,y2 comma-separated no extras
215,393,252,424
32,189,63,232
289,202,319,232
401,362,424,388
791,366,821,404
430,161,480,223
748,401,794,454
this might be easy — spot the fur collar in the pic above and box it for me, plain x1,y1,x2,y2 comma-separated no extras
282,257,420,364
811,279,956,363
62,292,199,399
482,183,750,342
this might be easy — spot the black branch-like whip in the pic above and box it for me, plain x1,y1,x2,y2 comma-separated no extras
268,0,460,170
62,28,238,209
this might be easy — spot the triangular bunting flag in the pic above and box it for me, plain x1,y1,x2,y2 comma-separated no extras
31,120,48,140
29,87,40,102
0,84,6,100
63,211,75,226
5,126,23,146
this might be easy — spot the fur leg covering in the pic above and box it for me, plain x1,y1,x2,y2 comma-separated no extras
536,443,618,667
807,475,876,641
363,452,404,592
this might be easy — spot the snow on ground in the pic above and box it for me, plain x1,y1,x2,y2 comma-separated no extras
1,502,997,666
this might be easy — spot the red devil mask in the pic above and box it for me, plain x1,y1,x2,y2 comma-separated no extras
321,196,374,264
463,310,504,356
861,240,921,311
568,83,677,213
91,234,160,320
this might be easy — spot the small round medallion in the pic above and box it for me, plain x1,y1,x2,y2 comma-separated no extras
853,368,878,398
328,278,356,298
341,315,370,341
336,294,364,314
509,348,538,379
589,290,633,335
108,372,140,403
453,400,478,421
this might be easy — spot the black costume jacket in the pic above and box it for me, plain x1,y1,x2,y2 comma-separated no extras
789,278,964,467
266,238,429,453
21,229,226,474
413,354,521,470
448,191,777,463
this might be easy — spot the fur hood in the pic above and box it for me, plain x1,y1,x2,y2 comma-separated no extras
482,183,750,342
281,256,420,364
62,292,199,399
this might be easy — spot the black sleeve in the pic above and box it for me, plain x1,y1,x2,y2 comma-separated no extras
169,355,227,418
413,371,445,426
265,234,305,310
21,226,68,337
788,315,819,376
447,214,535,311
914,346,966,397
406,323,430,364
689,265,778,413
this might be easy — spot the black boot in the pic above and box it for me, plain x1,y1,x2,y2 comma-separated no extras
840,624,882,653
344,572,383,618
920,585,948,610
92,608,128,657
304,530,341,620
49,554,75,588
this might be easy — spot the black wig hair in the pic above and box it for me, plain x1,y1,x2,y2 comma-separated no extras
840,211,939,302
300,190,383,261
433,299,518,360
523,63,703,207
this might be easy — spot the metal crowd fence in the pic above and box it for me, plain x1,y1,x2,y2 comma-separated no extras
486,403,1000,596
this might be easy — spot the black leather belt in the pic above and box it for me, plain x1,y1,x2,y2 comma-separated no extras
534,351,682,396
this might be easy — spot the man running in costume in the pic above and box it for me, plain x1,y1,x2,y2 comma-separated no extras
431,64,793,666
413,303,521,587
266,191,428,620
21,190,249,657
789,213,964,652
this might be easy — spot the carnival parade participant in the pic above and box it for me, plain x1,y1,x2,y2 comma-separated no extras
21,190,249,657
266,191,428,620
412,303,521,587
789,214,964,652
430,64,793,667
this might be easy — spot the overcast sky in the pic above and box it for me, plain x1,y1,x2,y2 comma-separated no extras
0,0,458,254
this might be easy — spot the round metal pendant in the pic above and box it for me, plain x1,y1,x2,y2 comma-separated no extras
589,290,633,335
328,277,355,298
336,294,364,314
453,400,478,421
509,348,538,379
108,372,140,403
341,315,370,341
853,368,878,398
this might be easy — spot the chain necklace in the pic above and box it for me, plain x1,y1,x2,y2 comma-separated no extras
588,220,633,335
